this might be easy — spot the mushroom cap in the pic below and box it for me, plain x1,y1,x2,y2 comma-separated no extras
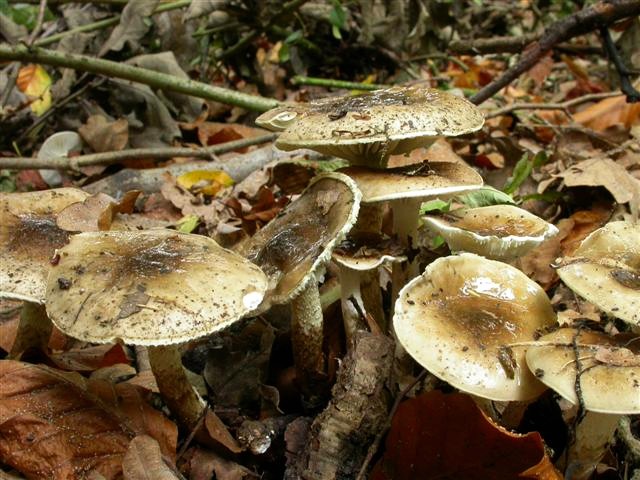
0,188,90,303
525,328,640,414
235,172,360,307
422,205,559,261
394,253,556,401
45,230,268,346
332,232,406,271
556,221,639,325
264,86,484,164
339,161,483,203
38,131,83,159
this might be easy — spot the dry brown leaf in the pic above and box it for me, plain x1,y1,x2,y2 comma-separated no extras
560,207,611,256
555,158,640,204
573,94,640,131
56,191,141,232
78,115,129,153
526,51,554,88
203,410,243,454
123,435,179,480
0,360,177,479
48,344,130,373
370,390,562,480
186,447,255,480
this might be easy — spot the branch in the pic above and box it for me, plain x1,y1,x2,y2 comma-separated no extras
0,133,278,170
470,0,640,105
448,34,601,55
0,44,280,112
486,91,621,118
599,26,640,102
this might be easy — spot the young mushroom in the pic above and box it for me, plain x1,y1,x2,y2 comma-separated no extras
394,253,557,402
257,85,484,168
45,229,268,430
421,205,559,261
0,188,89,357
235,172,361,404
556,221,639,326
524,327,640,480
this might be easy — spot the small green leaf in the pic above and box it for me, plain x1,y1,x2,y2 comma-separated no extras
503,153,533,195
431,235,446,249
0,170,16,193
278,43,290,63
331,24,342,40
458,187,516,208
420,199,451,215
329,0,346,39
532,151,549,169
284,30,303,45
176,215,200,233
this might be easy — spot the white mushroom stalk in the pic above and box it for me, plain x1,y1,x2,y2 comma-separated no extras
235,173,361,404
45,230,267,430
524,327,640,480
421,204,559,261
0,188,89,357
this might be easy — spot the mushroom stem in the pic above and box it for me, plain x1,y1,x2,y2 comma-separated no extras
9,302,51,358
339,266,367,343
290,282,325,402
391,198,422,249
147,344,205,431
564,412,621,480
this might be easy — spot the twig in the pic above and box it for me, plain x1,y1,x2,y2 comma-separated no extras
448,34,601,55
34,0,191,47
486,91,621,118
0,133,278,170
0,44,280,112
470,0,640,105
356,369,429,480
599,26,640,102
291,75,388,90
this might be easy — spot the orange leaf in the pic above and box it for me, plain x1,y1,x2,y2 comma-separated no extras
371,391,562,480
0,360,177,479
573,95,640,131
16,64,52,116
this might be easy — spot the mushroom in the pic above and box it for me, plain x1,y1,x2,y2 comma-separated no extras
45,229,268,429
524,327,640,480
393,253,557,402
332,232,406,339
37,131,83,187
0,187,89,357
235,172,361,403
257,86,484,168
421,205,559,261
556,221,639,326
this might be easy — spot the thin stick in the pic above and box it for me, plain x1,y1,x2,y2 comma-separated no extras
486,91,621,118
356,369,429,480
292,76,388,91
470,0,640,105
0,44,280,112
0,133,278,170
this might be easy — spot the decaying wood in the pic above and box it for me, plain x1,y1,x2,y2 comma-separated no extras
285,331,393,480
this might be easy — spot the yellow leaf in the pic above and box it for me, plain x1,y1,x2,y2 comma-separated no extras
176,170,234,196
16,64,52,116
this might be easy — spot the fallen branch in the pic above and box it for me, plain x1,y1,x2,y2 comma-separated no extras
448,34,601,55
0,133,277,170
486,91,621,118
0,44,280,112
470,0,640,105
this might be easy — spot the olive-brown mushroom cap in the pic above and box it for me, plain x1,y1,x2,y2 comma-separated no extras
264,86,484,165
557,221,639,325
394,253,556,401
525,328,640,414
235,172,361,307
45,230,268,346
339,161,483,203
0,188,90,303
422,205,559,261
332,232,406,271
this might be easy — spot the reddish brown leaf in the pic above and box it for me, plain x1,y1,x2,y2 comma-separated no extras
78,115,129,153
370,391,561,480
560,207,611,257
0,360,177,479
48,344,130,372
185,447,255,480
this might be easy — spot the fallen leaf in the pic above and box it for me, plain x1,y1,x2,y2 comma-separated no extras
186,447,255,480
99,0,159,56
56,191,141,232
555,158,640,204
0,360,177,479
78,115,129,153
371,390,562,480
176,170,234,197
203,410,243,454
560,207,611,256
123,435,179,480
16,64,52,116
48,344,130,373
526,51,554,88
573,93,640,131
